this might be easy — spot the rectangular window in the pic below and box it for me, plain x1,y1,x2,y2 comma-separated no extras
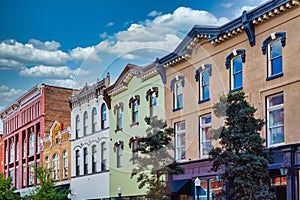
92,146,97,173
200,114,212,158
132,140,139,164
268,40,282,78
75,150,80,176
231,56,243,91
174,82,183,110
175,121,186,161
117,107,122,130
132,100,138,124
267,93,284,146
83,148,88,175
101,142,107,171
200,70,210,101
150,93,157,117
117,145,122,168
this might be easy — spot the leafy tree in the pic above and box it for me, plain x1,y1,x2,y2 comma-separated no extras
0,173,17,200
131,117,184,200
209,91,274,200
31,166,69,200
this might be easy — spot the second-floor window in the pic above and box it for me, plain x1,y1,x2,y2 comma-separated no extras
114,103,123,131
174,81,183,110
75,150,80,176
52,153,59,180
129,96,140,125
267,93,284,147
83,147,88,175
114,141,124,168
230,56,243,91
200,114,212,158
10,141,14,163
92,145,97,173
101,142,107,171
146,87,158,117
195,64,211,103
29,132,34,156
175,121,186,161
63,151,68,178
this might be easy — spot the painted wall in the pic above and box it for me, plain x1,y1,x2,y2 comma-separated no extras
108,72,164,198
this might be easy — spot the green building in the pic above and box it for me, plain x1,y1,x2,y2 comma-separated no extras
104,63,164,199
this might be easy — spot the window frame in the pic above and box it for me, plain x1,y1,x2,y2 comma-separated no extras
52,153,59,180
83,147,88,175
101,103,107,129
101,142,107,171
230,55,243,92
199,114,212,158
114,103,123,132
267,93,284,147
29,132,34,156
267,39,283,79
63,150,68,179
170,75,184,111
75,150,80,176
75,115,80,139
174,121,186,161
195,64,212,103
146,87,158,117
92,145,97,173
83,111,88,136
92,107,97,133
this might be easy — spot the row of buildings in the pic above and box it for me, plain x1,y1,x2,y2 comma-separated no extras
1,0,300,199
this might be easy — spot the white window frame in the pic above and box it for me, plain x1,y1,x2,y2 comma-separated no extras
174,81,183,110
29,132,34,156
175,121,186,161
200,114,212,158
230,55,243,91
101,142,107,171
76,115,80,138
199,70,210,101
92,107,97,133
52,153,59,180
83,111,88,136
63,151,68,178
267,93,284,147
267,39,282,78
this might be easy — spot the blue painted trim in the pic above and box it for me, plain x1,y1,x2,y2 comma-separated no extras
230,87,243,93
198,98,210,104
225,49,246,69
195,64,212,81
266,73,283,81
170,75,185,92
158,0,291,66
155,57,166,84
173,107,183,112
262,32,286,54
242,10,255,46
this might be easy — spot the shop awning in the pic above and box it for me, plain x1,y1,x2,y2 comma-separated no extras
169,179,192,194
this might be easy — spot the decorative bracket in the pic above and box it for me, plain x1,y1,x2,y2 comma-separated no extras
242,10,256,47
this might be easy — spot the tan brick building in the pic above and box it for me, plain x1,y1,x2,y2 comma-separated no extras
156,0,300,199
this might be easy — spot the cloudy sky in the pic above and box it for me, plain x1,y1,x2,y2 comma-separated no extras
0,0,268,130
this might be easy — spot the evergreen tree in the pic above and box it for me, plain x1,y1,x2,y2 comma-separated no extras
131,117,184,200
0,173,17,200
209,91,274,200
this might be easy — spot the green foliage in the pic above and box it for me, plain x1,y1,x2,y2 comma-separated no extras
31,166,69,200
131,117,184,200
209,91,274,200
0,173,17,200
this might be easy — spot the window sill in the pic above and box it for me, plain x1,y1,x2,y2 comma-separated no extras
198,98,210,104
114,128,123,133
130,122,139,127
173,107,183,112
230,87,243,93
266,73,283,81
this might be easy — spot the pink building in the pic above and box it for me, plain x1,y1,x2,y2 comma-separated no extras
0,84,73,193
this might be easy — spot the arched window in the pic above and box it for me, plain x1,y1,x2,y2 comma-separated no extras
83,148,88,174
52,153,59,180
226,49,245,92
195,64,211,103
92,108,97,133
75,150,80,176
10,141,14,163
101,142,107,171
101,103,107,129
63,151,68,178
92,145,97,173
262,32,285,80
129,96,140,125
75,115,80,139
83,111,88,136
29,132,34,156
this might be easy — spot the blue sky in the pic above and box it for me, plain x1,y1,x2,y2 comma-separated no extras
0,0,267,131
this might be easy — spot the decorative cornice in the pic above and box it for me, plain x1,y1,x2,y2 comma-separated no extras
157,0,299,68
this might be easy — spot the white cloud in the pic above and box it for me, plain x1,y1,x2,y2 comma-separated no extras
0,85,24,106
100,32,109,39
44,79,79,89
146,7,229,31
19,65,89,79
234,0,269,17
222,3,233,8
28,39,61,51
148,10,162,17
70,46,101,62
0,59,25,70
106,22,114,27
0,39,69,67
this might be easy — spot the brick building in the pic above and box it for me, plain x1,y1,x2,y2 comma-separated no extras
156,0,300,199
0,84,73,195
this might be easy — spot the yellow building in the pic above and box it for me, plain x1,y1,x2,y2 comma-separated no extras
43,120,71,188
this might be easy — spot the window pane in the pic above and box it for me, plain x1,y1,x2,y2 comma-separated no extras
203,85,210,100
271,40,282,58
234,72,243,89
271,57,282,75
175,122,185,161
177,94,183,109
201,115,211,124
202,71,209,85
233,56,242,73
269,108,284,126
269,94,284,107
270,127,284,145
